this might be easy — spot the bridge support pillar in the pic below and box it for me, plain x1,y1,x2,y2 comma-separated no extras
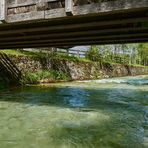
65,0,73,16
0,0,6,22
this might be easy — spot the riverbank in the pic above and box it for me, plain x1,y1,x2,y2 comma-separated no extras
0,50,148,85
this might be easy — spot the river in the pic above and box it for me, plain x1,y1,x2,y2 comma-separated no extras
0,75,147,148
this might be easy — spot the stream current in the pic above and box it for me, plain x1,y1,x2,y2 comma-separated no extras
0,75,147,148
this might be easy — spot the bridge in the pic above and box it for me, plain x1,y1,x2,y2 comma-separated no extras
0,0,148,49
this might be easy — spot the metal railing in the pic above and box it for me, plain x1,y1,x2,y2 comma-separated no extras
56,48,86,58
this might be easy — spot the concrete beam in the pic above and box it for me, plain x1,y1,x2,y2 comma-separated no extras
0,33,148,46
1,15,148,35
0,37,148,49
0,27,148,42
0,0,6,22
65,0,73,16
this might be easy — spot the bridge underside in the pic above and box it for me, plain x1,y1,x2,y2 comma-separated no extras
0,0,148,49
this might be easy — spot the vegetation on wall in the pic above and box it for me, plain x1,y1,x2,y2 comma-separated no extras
0,44,147,86
23,70,69,84
0,49,91,63
1,43,148,67
0,49,47,58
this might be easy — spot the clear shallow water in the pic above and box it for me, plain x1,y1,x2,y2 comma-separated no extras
0,76,148,148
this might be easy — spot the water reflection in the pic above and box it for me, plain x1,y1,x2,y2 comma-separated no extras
61,88,89,107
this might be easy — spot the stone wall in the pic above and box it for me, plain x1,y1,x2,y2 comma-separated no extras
8,55,148,81
51,59,148,80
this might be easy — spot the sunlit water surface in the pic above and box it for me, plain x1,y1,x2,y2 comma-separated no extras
0,75,148,148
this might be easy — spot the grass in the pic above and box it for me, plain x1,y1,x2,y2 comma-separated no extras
1,49,147,67
51,53,91,63
0,49,47,58
127,64,148,68
0,49,25,56
0,49,91,62
23,70,70,84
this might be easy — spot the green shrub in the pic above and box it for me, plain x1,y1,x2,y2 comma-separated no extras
86,45,102,62
24,72,39,84
23,70,69,84
50,70,68,80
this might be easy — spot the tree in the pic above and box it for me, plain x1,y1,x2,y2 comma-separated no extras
137,44,148,66
86,45,102,62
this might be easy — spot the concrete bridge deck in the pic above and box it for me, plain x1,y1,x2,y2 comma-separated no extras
0,0,148,49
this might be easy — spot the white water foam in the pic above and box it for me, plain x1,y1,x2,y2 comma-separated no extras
78,76,148,85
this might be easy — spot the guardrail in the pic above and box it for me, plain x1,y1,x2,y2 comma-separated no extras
56,48,86,57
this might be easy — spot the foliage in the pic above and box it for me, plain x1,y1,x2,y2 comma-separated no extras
52,52,79,61
0,49,47,58
86,45,102,62
86,44,148,66
23,70,69,84
52,52,91,62
137,43,148,66
23,72,39,84
1,44,148,67
1,49,91,63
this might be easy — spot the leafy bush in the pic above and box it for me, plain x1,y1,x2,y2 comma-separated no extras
23,70,69,84
23,72,39,84
86,45,102,62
